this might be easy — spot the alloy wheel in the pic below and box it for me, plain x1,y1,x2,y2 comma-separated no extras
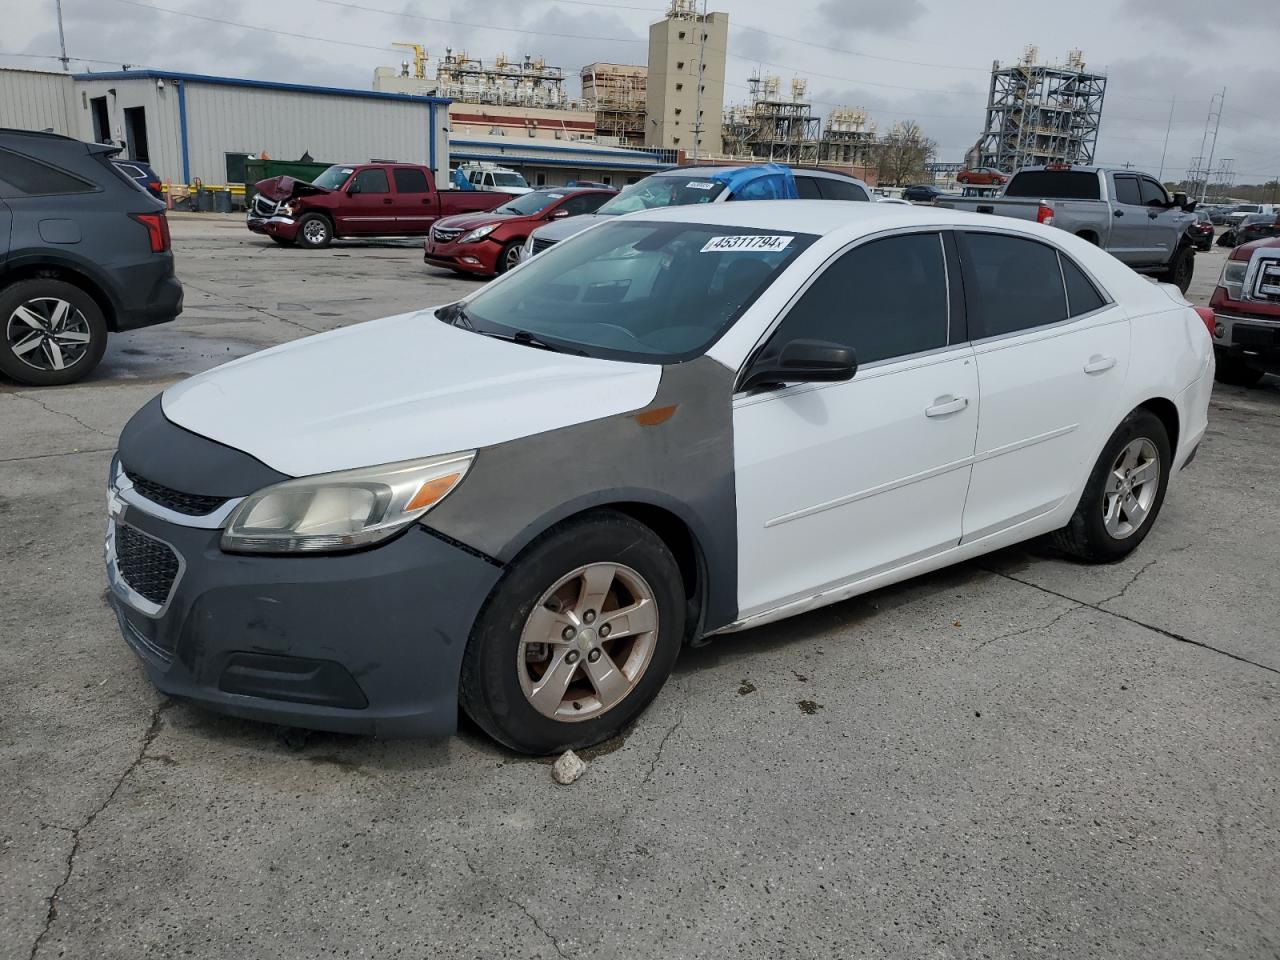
503,244,522,271
517,562,659,722
1102,438,1160,539
6,297,93,372
303,219,328,244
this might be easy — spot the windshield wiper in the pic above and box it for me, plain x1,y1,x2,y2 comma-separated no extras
482,329,586,356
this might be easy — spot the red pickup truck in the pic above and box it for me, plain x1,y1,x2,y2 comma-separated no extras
247,163,507,248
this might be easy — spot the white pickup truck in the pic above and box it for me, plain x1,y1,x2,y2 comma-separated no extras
934,165,1199,291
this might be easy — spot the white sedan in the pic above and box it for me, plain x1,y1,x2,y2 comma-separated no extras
107,202,1214,754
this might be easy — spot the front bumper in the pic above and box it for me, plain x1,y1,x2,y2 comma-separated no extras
423,237,500,275
247,214,300,241
105,461,502,738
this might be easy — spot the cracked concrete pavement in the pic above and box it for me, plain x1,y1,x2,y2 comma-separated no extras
1,218,1277,959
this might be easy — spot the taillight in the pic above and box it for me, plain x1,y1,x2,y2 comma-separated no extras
1036,203,1055,225
131,212,171,253
1193,306,1216,337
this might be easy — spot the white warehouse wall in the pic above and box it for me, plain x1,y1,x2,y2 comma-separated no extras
0,68,79,136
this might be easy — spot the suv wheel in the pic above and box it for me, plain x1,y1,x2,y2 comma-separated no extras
295,213,332,249
0,279,108,386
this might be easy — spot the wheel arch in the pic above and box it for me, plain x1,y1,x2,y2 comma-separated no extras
0,256,120,330
1075,229,1100,246
487,490,730,641
1135,395,1180,456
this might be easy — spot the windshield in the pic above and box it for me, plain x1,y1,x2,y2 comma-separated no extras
312,166,354,190
1236,205,1261,213
597,174,728,215
448,220,815,362
495,190,566,216
491,172,528,188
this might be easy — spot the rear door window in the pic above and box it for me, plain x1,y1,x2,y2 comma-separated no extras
1059,254,1108,317
0,149,96,198
958,232,1069,338
816,178,870,202
794,176,823,200
392,168,430,193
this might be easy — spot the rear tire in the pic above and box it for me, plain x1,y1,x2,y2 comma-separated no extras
0,279,108,386
295,213,332,249
1158,245,1194,293
1052,409,1171,563
460,510,685,755
1214,356,1265,387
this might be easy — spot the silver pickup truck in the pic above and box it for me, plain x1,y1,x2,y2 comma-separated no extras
935,165,1199,291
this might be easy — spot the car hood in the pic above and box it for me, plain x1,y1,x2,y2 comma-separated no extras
161,311,662,477
435,210,519,231
531,212,616,243
255,175,330,202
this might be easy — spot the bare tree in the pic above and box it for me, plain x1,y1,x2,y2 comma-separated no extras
875,121,937,187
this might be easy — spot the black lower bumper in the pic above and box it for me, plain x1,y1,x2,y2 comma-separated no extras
108,504,503,739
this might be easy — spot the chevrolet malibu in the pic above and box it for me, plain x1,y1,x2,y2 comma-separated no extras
106,202,1213,754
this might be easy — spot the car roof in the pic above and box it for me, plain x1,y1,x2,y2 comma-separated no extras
616,198,1028,236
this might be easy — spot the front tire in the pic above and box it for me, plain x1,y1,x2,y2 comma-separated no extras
496,240,523,275
295,213,332,249
460,510,685,755
1052,409,1171,563
0,279,108,386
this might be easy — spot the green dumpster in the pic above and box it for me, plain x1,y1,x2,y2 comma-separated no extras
242,159,334,205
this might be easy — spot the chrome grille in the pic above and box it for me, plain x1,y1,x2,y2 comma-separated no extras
115,524,180,607
251,195,278,218
530,236,557,255
432,224,464,242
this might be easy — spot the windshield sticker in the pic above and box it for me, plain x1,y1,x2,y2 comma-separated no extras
700,235,794,253
547,193,564,199
685,181,718,190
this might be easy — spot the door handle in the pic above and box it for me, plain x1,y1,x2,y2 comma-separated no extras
1083,354,1117,374
1114,209,1124,217
925,395,969,418
382,198,394,204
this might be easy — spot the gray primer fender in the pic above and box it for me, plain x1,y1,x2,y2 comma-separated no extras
422,356,739,633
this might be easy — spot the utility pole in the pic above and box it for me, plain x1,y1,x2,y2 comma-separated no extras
54,0,70,72
1201,88,1226,203
691,0,707,161
1157,94,1175,181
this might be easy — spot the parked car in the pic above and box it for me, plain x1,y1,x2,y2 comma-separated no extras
0,129,182,386
1235,211,1280,246
524,163,871,257
935,165,1199,291
247,163,507,248
424,187,614,276
113,159,164,200
1225,203,1275,228
565,180,614,190
902,184,943,203
106,201,1212,752
956,167,1009,185
1187,210,1215,251
1208,236,1280,386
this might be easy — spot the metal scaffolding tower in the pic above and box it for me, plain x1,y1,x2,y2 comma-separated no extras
974,47,1107,173
432,49,578,109
721,74,822,164
582,63,648,147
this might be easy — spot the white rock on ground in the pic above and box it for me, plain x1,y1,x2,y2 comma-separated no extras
552,749,587,785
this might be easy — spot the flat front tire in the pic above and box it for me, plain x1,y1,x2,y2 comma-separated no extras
1052,409,1171,563
459,510,685,755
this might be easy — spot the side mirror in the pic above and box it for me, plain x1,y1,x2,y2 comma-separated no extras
740,339,857,392
549,208,570,219
347,183,361,195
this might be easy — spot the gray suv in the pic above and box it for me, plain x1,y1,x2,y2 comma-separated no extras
0,129,183,385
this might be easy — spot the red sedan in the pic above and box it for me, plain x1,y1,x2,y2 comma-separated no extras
424,188,614,277
956,167,1009,186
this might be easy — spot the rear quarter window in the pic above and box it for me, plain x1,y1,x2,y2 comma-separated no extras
0,149,97,198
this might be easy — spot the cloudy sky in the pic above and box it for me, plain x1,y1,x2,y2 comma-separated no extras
4,0,1278,181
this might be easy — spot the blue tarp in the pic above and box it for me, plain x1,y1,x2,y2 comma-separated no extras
451,167,474,191
713,163,798,201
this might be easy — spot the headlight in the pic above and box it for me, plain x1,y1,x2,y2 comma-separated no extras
221,451,474,554
461,224,498,243
523,235,535,257
1221,260,1246,299
278,202,294,217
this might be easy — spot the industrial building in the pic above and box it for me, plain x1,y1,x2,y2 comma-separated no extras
449,136,674,188
646,0,728,155
581,62,648,147
0,66,451,187
969,47,1107,173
